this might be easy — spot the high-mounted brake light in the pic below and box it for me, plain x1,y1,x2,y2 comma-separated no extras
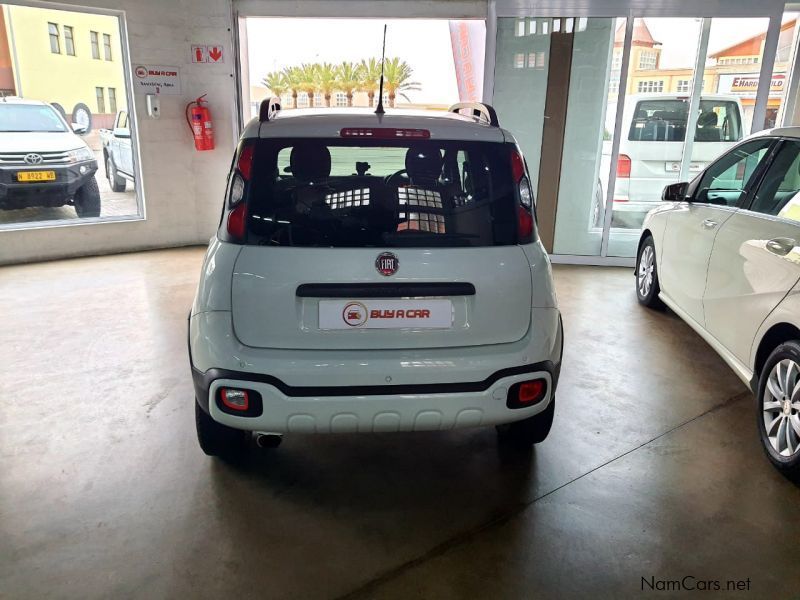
237,143,255,180
617,154,631,179
340,127,430,139
227,202,247,239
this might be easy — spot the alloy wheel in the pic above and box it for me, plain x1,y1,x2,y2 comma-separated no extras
637,245,654,298
763,358,800,457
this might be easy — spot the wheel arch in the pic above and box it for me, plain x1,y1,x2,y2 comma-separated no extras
753,322,800,389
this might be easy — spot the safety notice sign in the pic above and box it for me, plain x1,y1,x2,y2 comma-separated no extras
133,65,181,95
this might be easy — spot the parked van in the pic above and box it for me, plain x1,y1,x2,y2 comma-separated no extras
607,94,745,226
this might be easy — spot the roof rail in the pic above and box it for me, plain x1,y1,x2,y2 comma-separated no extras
259,97,282,122
448,102,499,127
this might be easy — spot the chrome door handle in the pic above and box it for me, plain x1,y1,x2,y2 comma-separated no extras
766,237,797,256
702,219,718,229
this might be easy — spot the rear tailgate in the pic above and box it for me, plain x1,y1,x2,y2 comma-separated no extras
231,246,532,350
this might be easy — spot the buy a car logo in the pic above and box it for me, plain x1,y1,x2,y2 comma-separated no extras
342,302,368,327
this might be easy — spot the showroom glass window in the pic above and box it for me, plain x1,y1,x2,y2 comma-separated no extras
0,4,143,230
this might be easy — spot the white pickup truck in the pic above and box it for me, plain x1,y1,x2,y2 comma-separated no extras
0,97,100,217
99,110,134,192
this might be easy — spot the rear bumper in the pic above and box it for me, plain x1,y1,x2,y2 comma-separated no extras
0,161,97,209
189,308,563,432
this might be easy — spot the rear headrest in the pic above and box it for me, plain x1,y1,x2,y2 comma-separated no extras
698,111,718,128
290,143,332,183
405,146,443,186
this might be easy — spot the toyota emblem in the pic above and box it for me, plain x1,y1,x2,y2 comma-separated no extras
24,153,43,165
375,252,399,276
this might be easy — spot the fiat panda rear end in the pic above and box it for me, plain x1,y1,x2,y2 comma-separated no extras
189,103,563,460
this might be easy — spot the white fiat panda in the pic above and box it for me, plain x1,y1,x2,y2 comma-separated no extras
189,100,563,460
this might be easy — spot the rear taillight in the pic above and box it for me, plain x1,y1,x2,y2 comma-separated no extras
220,388,249,411
507,379,547,409
616,154,631,179
227,201,247,239
225,142,254,241
511,149,534,241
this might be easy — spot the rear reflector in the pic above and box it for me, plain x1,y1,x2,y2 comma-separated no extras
227,202,247,239
340,127,430,139
507,379,547,409
221,388,249,411
617,154,631,179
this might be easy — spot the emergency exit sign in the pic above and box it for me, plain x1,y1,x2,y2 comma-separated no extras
191,44,224,64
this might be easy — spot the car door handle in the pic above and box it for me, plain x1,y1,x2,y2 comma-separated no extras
766,237,797,256
702,219,718,229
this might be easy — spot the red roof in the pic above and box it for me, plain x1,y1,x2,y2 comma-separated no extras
615,20,659,47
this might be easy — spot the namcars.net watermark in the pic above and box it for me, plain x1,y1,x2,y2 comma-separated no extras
642,576,752,592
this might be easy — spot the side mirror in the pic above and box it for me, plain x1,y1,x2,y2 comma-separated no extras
662,181,689,202
71,123,88,135
113,127,131,139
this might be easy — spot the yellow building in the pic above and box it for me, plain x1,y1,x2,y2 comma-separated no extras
1,4,127,130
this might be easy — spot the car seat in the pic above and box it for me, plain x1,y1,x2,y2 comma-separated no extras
290,143,332,215
695,112,721,142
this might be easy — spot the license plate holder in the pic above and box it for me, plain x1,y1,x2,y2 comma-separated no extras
319,299,453,330
17,170,56,182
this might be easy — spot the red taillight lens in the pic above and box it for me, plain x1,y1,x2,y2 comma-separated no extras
237,143,255,180
511,149,525,183
227,202,247,239
507,379,547,408
340,127,430,139
517,205,533,239
220,388,249,411
617,154,631,179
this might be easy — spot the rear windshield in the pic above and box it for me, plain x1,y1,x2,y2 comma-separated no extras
628,99,742,143
243,138,520,247
0,104,67,133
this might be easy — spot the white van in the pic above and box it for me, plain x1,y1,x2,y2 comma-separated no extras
611,94,745,224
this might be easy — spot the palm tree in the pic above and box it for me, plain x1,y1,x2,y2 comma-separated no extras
359,58,382,108
261,71,287,103
297,63,319,108
334,61,363,107
382,58,421,108
314,62,337,107
281,66,303,108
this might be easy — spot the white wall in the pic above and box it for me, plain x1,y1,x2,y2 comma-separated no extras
0,0,238,265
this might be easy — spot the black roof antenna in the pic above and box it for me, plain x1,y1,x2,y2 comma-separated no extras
375,24,387,115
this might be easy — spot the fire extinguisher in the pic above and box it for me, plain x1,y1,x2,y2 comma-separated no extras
185,94,215,151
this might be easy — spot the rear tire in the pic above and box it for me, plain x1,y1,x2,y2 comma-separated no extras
496,399,555,449
756,342,800,481
195,402,249,462
107,155,126,192
74,177,101,218
636,235,665,309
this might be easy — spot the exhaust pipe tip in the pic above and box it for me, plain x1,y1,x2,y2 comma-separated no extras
255,433,283,449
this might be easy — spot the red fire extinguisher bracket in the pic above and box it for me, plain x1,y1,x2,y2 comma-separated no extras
185,94,215,152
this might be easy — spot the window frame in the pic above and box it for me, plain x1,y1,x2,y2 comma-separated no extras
688,137,780,208
48,22,60,54
90,30,100,59
95,86,106,113
64,25,75,56
740,137,800,221
103,33,112,60
108,87,117,114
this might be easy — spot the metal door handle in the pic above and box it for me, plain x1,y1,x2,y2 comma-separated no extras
766,238,797,256
702,219,718,229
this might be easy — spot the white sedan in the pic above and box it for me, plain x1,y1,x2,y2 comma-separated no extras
637,127,800,479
